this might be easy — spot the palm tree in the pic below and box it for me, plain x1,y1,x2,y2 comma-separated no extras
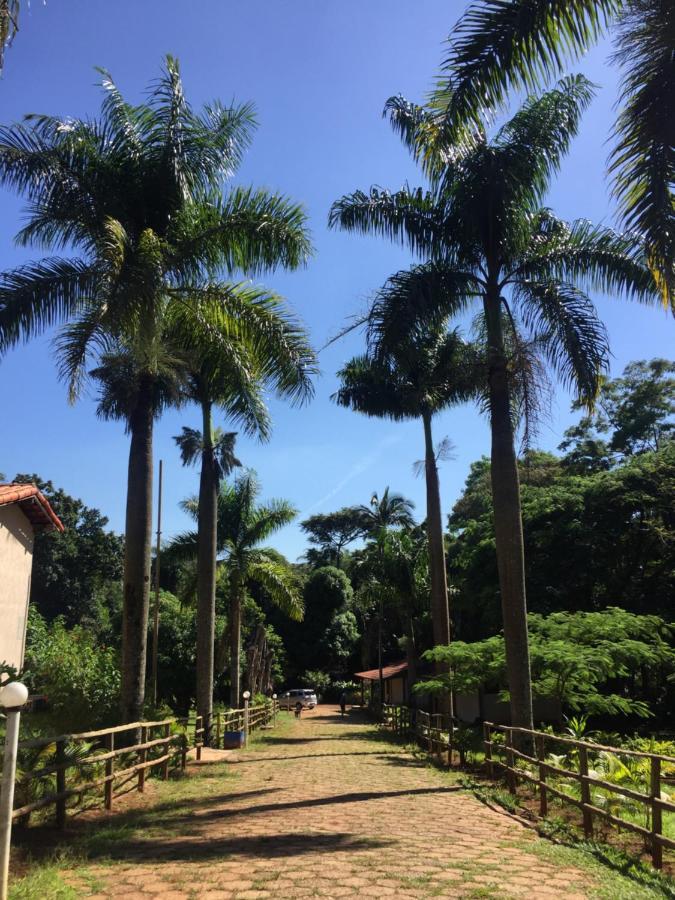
0,58,313,720
355,486,415,707
379,528,430,694
173,289,312,741
330,76,657,732
334,296,481,667
357,487,415,538
432,0,674,307
174,426,241,742
172,471,302,707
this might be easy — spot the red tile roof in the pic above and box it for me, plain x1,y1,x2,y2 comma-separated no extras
0,484,65,533
354,661,408,681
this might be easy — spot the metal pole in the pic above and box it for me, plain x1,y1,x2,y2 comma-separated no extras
151,459,163,708
0,709,21,900
243,696,250,748
378,595,384,712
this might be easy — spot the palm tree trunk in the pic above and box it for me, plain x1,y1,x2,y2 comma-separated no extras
121,378,154,723
229,574,242,708
196,398,217,745
406,617,418,701
484,290,534,736
422,410,452,715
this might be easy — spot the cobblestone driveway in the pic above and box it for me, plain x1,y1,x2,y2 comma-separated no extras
70,706,600,899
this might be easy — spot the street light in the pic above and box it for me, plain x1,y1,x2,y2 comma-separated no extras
0,681,28,900
242,691,251,748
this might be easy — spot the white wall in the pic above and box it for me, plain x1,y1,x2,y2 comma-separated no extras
0,504,34,671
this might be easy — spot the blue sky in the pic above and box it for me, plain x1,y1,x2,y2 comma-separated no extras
1,1,673,560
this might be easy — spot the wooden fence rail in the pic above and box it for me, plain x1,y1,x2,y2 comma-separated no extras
10,700,279,829
380,704,674,871
483,721,675,870
382,703,458,765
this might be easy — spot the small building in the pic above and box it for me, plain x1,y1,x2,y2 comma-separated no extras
0,483,64,671
355,661,409,706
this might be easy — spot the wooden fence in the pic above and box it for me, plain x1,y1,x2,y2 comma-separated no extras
11,701,278,829
383,703,458,764
485,721,675,870
381,704,674,870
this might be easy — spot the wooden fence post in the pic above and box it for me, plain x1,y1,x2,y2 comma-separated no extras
161,723,170,780
650,756,663,870
104,732,114,811
138,725,148,793
536,734,548,817
181,730,188,772
578,745,593,838
448,714,455,769
55,739,67,830
483,723,493,779
505,728,516,794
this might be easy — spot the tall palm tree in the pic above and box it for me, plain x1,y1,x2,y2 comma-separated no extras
334,304,481,668
175,425,241,742
330,76,657,732
0,58,313,720
172,471,302,707
173,289,312,741
432,0,675,307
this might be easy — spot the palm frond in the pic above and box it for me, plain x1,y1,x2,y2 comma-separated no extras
0,258,101,352
516,280,609,404
172,187,312,278
328,186,450,259
171,281,317,408
609,0,675,309
249,557,304,621
367,261,478,353
174,426,203,467
432,0,619,130
515,216,659,304
492,75,596,210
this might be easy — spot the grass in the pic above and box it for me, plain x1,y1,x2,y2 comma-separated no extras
9,854,78,900
7,716,294,898
458,774,675,899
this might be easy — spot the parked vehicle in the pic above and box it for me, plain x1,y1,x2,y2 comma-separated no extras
279,688,317,710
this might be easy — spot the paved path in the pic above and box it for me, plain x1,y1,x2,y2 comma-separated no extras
69,706,600,899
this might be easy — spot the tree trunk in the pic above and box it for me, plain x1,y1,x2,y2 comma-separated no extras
423,410,452,714
406,617,418,703
484,290,534,735
229,574,242,708
121,380,154,723
196,399,217,746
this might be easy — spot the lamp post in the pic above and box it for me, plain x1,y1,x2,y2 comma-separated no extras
0,681,28,900
272,693,277,729
242,691,250,748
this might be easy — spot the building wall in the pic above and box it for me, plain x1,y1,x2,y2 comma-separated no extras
0,505,34,671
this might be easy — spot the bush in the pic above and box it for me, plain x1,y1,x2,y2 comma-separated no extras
23,608,121,731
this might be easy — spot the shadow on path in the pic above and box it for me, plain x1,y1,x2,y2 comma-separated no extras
94,831,392,863
171,785,462,826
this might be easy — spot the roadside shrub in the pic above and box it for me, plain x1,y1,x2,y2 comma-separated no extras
23,608,120,731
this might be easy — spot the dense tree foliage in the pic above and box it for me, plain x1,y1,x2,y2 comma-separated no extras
23,608,121,731
13,474,124,635
299,509,363,568
422,608,675,724
448,362,675,640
